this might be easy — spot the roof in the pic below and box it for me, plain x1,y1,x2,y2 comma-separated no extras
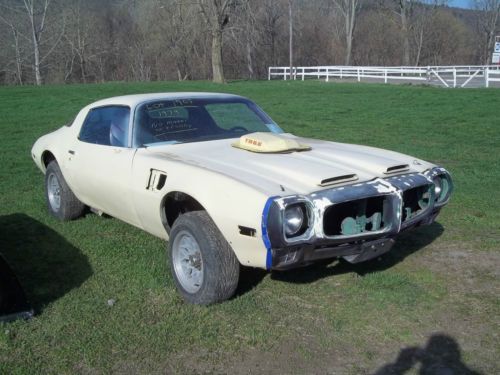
88,92,245,108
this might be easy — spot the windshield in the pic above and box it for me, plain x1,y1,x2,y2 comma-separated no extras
133,97,283,147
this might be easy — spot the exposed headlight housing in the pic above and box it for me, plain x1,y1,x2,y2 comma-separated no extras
433,174,452,203
425,168,453,206
284,203,309,238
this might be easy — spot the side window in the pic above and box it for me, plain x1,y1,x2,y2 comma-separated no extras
79,106,130,147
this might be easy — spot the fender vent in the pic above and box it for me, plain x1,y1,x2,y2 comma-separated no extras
384,164,409,174
319,174,358,187
147,169,167,191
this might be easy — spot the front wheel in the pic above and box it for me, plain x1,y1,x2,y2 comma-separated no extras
168,211,240,305
45,161,85,221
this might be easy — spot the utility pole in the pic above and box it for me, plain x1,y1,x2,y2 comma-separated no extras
289,0,293,80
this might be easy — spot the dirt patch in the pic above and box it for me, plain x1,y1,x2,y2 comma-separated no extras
417,241,500,297
186,241,498,374
168,337,364,375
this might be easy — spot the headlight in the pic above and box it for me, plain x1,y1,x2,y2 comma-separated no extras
432,174,451,203
284,204,307,237
424,168,453,205
434,176,442,196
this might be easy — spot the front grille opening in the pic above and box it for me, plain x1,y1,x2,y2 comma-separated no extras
402,185,432,222
323,196,390,236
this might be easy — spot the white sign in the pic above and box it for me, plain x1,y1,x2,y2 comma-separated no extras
493,53,500,64
495,42,500,53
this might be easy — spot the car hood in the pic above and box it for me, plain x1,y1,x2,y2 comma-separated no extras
145,134,433,195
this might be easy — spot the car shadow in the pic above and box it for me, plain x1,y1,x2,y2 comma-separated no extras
234,265,268,298
0,213,92,314
373,333,481,375
266,221,444,285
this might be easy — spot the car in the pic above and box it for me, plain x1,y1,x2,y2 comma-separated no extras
31,93,453,304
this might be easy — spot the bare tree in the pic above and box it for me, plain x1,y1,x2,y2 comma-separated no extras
354,7,402,65
395,0,412,65
0,13,25,84
412,1,448,65
332,0,361,65
17,0,64,85
260,0,285,67
227,1,259,78
197,0,240,83
63,1,94,83
424,8,472,65
474,0,500,64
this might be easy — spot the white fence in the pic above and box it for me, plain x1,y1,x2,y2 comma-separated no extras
268,65,500,88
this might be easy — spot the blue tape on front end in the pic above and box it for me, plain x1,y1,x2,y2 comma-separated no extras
261,196,279,270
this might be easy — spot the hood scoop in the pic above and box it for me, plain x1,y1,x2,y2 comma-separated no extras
232,132,311,153
384,164,410,174
319,174,358,187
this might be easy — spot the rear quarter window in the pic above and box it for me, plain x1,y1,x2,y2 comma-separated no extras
79,106,130,146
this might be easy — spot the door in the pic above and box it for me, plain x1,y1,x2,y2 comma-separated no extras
65,105,141,226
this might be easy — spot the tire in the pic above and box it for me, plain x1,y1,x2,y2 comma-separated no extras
45,161,85,221
168,211,240,305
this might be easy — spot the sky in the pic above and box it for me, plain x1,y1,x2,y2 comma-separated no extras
447,0,472,8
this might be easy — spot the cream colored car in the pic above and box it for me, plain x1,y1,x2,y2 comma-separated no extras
32,93,453,304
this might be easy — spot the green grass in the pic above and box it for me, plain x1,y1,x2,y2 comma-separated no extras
0,80,499,374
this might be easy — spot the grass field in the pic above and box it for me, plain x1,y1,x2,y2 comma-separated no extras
0,80,499,374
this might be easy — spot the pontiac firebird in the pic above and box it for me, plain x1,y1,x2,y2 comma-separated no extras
31,93,453,304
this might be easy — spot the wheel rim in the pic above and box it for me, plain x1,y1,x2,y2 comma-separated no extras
47,173,61,211
172,230,204,294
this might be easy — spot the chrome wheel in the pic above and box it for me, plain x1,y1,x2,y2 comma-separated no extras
47,173,61,211
172,230,204,294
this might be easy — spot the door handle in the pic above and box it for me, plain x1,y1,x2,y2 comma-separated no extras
68,150,75,155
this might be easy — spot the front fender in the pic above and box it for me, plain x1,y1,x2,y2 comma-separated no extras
131,150,270,269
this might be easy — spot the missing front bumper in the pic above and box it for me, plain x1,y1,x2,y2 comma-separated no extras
271,237,396,270
270,205,441,270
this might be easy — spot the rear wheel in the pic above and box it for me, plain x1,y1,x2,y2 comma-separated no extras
45,161,85,221
168,211,239,305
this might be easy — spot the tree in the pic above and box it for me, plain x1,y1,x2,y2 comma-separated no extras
0,12,25,84
395,0,412,65
63,0,99,83
474,0,500,64
380,0,447,66
412,1,448,66
424,9,472,65
197,0,242,83
354,8,402,65
332,0,361,65
22,0,64,85
260,0,285,67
